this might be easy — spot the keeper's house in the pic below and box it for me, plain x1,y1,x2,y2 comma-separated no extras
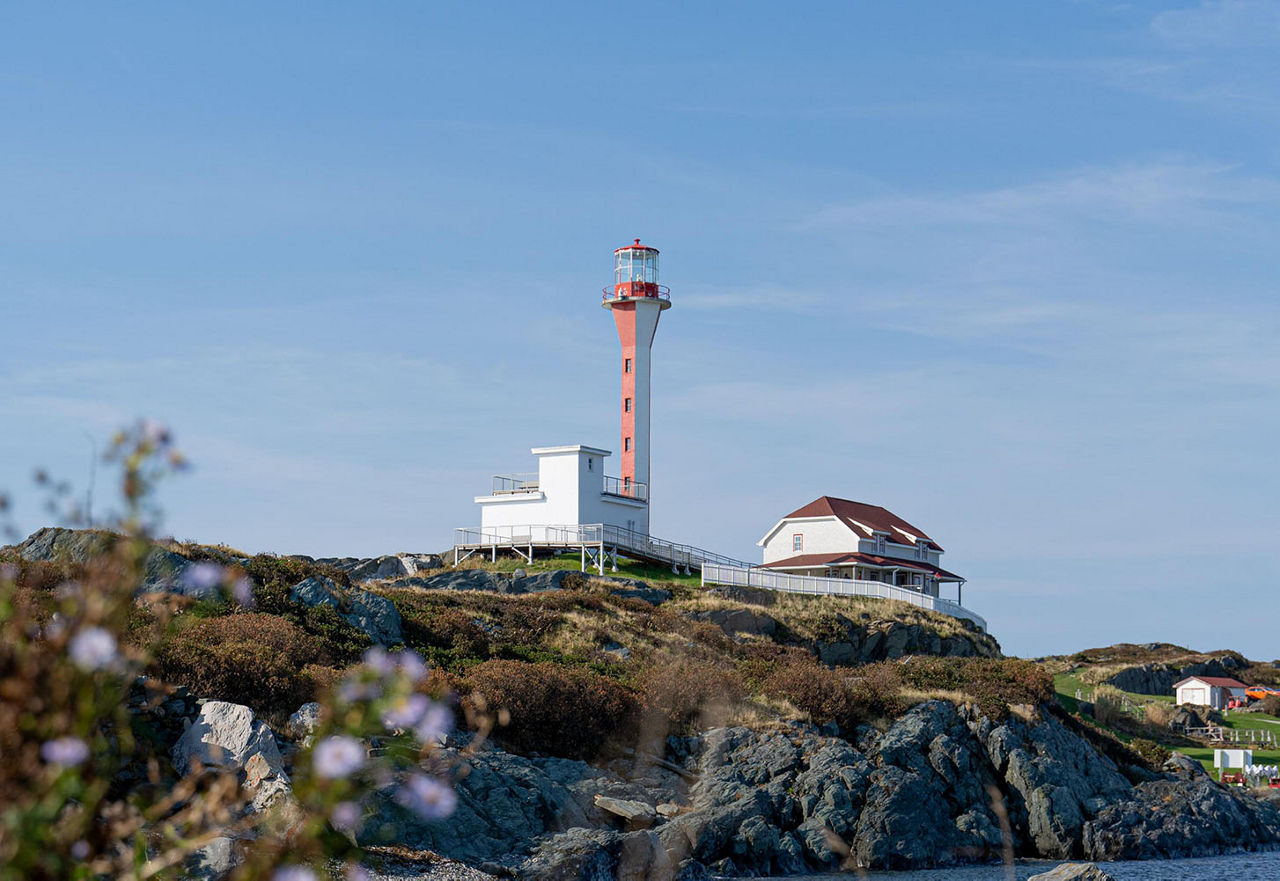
1174,676,1248,710
757,496,963,599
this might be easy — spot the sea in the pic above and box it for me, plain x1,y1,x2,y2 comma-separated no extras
783,850,1280,880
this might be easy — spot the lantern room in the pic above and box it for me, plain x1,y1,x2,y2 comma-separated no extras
603,239,671,309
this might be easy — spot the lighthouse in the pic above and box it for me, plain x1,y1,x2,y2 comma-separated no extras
602,239,671,517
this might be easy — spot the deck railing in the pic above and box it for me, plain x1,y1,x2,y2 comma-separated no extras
701,564,987,631
602,476,648,501
452,523,750,571
490,473,540,494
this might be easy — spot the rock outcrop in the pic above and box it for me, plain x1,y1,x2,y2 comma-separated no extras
387,701,1280,879
1028,864,1117,881
1105,658,1243,696
309,553,445,583
388,569,671,605
289,575,404,645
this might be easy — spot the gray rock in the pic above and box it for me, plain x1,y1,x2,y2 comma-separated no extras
1106,658,1237,697
1028,864,1117,881
690,608,777,638
14,526,116,563
313,553,445,582
186,836,240,879
289,575,403,645
285,702,322,743
1162,753,1207,777
173,701,284,777
609,586,672,605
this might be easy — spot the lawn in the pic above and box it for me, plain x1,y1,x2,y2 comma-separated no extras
453,551,704,588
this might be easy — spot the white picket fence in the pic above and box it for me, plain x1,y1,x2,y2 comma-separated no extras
701,564,987,632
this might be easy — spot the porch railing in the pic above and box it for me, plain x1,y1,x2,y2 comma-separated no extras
490,473,540,494
701,564,987,631
602,476,648,501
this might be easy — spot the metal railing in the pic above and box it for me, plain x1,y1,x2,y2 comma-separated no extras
701,564,987,631
490,473,540,494
601,286,671,303
452,523,751,572
602,476,648,501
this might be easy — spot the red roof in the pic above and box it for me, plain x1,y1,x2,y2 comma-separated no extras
781,496,944,552
1174,676,1247,689
762,551,963,582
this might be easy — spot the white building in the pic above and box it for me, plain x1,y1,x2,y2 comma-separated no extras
1174,676,1248,710
475,445,648,535
757,496,964,601
464,241,670,543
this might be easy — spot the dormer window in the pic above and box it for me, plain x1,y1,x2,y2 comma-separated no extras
875,534,886,554
792,533,803,552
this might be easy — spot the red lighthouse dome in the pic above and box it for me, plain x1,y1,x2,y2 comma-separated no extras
602,239,672,310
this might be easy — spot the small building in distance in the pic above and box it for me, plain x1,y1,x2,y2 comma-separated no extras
757,496,964,599
1175,675,1248,710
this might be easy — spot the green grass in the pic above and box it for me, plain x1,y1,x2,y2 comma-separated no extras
454,551,704,587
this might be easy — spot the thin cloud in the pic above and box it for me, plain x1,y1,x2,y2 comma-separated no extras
1152,0,1280,49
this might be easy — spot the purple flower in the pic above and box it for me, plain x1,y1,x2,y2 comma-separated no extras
338,677,381,705
272,867,317,881
139,419,172,447
182,562,224,595
362,646,396,676
395,773,457,820
413,703,454,745
41,736,90,766
345,865,371,881
231,576,255,608
397,650,428,683
382,694,430,730
331,800,363,833
68,627,119,671
70,841,89,860
313,735,365,779
0,563,18,583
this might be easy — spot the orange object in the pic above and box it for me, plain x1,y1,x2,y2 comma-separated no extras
1245,686,1280,700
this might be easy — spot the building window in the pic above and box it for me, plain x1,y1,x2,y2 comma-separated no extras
624,437,631,451
792,533,803,552
624,397,632,412
587,458,593,471
624,358,632,373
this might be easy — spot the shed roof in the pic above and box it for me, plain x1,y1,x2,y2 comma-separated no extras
1174,676,1248,689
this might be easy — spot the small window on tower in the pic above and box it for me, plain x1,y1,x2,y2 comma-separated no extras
588,458,593,471
624,358,632,373
624,437,631,451
624,397,632,412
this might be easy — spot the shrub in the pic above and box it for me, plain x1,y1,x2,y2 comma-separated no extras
150,613,331,716
639,659,748,732
1129,737,1171,767
764,658,858,730
462,660,637,759
1092,684,1128,727
1260,695,1280,716
1143,701,1175,728
898,657,1054,720
849,662,908,720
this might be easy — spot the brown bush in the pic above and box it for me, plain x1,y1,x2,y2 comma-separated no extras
848,662,908,720
150,613,331,715
764,658,858,729
639,659,748,732
1260,695,1280,716
897,657,1054,720
462,660,637,759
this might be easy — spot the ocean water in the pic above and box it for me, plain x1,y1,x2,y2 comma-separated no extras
786,850,1280,881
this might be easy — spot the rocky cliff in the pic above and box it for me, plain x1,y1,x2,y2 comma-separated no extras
365,700,1280,878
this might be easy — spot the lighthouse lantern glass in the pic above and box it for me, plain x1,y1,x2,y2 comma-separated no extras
615,249,659,286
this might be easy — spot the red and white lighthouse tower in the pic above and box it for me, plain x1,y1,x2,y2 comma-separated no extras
603,239,671,517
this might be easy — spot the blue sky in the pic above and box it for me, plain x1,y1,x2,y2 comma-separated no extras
2,2,1278,659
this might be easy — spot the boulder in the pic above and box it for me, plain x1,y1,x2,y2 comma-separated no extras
186,837,241,880
392,569,512,593
1162,753,1207,777
312,553,445,582
1028,864,1117,881
594,795,657,828
172,701,284,777
14,526,115,563
289,575,403,645
285,702,322,743
690,608,777,638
